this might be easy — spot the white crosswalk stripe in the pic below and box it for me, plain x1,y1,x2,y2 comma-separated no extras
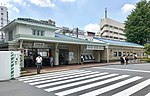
29,71,103,85
55,75,129,96
37,72,110,88
145,92,150,96
19,70,87,81
45,73,119,92
79,76,142,96
18,69,150,96
24,70,96,83
112,78,150,96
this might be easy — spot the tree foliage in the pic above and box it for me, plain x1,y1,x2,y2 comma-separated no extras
124,0,150,45
144,44,150,55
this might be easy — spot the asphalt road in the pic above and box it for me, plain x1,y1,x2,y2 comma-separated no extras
1,63,150,96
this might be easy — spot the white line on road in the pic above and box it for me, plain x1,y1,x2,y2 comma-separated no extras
54,75,129,96
145,92,150,96
45,73,119,92
29,71,100,85
80,76,142,96
19,70,89,81
37,72,110,88
93,67,150,73
112,78,150,96
24,70,96,83
20,69,81,79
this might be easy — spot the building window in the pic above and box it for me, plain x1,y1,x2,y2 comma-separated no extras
37,31,40,35
1,13,3,15
109,25,113,28
8,30,13,41
1,8,3,10
41,31,44,36
32,30,36,35
118,52,122,56
114,27,118,30
123,52,126,55
130,52,133,56
114,32,118,34
32,29,45,36
114,52,117,57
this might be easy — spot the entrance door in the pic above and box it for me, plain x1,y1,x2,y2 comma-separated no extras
59,49,69,65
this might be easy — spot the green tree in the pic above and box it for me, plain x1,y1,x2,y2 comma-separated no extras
124,0,150,45
144,44,150,55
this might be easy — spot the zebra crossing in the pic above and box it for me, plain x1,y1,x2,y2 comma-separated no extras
18,69,150,96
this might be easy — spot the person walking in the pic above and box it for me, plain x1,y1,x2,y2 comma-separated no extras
50,55,54,67
125,55,129,65
122,55,126,65
120,56,124,65
36,55,42,74
81,55,84,64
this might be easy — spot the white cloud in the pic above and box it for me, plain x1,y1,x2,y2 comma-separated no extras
13,0,23,5
12,7,20,13
121,4,135,13
84,24,99,33
0,0,25,14
0,0,9,5
60,0,75,2
28,0,55,7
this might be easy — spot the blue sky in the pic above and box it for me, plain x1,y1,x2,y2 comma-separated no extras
0,0,142,32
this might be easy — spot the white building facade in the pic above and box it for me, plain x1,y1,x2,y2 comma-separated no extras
0,6,9,41
97,18,126,41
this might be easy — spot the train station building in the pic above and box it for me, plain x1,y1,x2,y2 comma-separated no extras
0,18,145,68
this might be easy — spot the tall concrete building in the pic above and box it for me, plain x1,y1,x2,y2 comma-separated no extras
97,18,126,41
0,5,9,41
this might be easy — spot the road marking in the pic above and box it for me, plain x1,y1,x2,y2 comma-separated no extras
112,79,150,96
80,76,142,96
23,70,96,83
20,69,81,79
45,74,119,92
55,75,129,96
37,72,109,88
19,70,89,81
93,67,150,73
30,71,102,85
145,92,150,96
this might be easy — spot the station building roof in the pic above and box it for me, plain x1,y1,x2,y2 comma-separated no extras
55,33,105,46
94,37,144,48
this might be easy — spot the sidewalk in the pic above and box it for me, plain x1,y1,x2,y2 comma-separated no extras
21,62,120,76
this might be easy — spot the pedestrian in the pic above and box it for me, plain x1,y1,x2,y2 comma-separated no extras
81,55,84,64
35,55,42,74
133,54,138,63
125,55,129,65
122,55,126,65
120,56,124,65
50,55,54,67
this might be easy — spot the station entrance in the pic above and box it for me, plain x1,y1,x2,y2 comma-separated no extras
59,49,69,65
24,48,52,68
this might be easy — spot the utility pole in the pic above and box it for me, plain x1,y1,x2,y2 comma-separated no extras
105,7,107,18
76,27,78,38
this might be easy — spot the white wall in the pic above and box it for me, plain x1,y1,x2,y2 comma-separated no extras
17,24,55,37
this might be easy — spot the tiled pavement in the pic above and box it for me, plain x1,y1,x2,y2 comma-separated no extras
21,62,120,76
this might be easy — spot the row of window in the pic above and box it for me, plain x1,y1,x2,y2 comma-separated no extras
102,30,124,35
102,35,125,40
32,29,45,36
113,52,144,57
101,24,124,31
